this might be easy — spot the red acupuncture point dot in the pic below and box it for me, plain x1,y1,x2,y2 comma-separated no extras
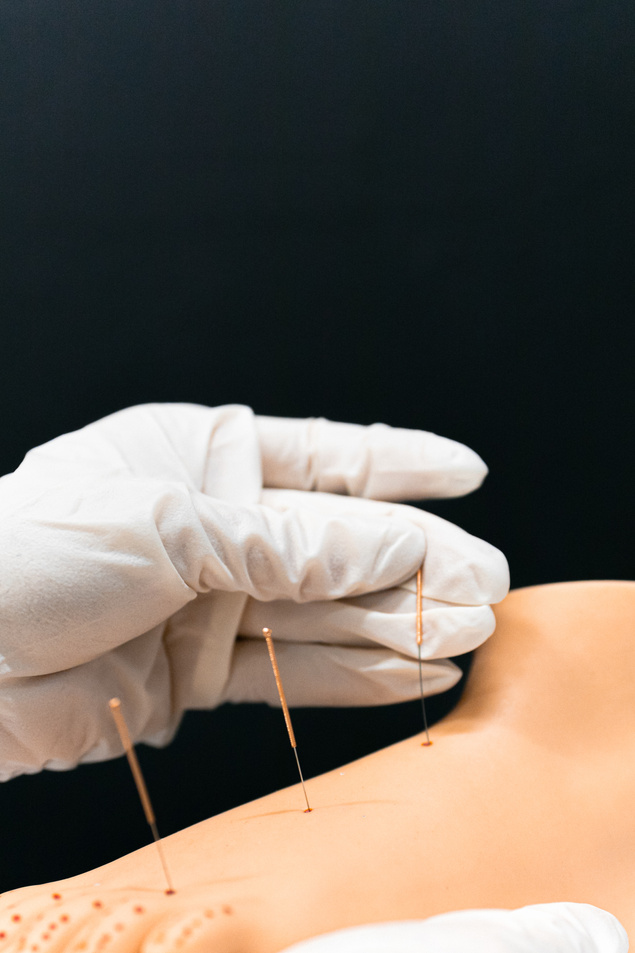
0,931,6,939
11,915,21,922
52,894,62,901
60,915,69,923
92,901,103,909
133,906,144,915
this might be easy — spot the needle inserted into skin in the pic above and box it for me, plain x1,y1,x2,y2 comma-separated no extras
417,567,432,746
108,698,176,893
262,628,313,812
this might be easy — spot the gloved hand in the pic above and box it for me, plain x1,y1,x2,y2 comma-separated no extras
276,904,629,953
0,404,508,780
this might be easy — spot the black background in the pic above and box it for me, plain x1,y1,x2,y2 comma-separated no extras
1,0,634,893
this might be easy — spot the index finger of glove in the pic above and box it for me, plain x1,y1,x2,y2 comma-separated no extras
256,415,488,500
260,489,510,606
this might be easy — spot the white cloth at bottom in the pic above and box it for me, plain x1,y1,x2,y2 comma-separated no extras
277,903,629,953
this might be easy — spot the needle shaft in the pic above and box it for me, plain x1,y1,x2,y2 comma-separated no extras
109,698,176,893
293,746,312,814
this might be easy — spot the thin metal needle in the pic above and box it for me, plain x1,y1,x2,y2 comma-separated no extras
262,628,313,812
416,567,432,746
109,698,176,893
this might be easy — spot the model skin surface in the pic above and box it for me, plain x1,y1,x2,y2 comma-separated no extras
1,581,633,952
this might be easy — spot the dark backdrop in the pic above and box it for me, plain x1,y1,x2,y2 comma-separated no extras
1,0,634,893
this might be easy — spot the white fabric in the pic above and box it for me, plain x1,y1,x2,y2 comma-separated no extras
277,903,629,953
0,404,509,779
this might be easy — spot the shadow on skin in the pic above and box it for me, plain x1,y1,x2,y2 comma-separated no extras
115,875,256,894
239,799,397,820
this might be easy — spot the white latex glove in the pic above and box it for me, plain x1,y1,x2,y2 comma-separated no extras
277,903,629,953
0,404,508,780
226,489,505,707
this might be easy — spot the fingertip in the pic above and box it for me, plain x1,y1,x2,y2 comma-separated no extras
488,545,511,604
427,439,489,498
456,444,489,493
363,428,490,501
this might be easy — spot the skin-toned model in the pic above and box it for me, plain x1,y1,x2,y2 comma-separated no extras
1,581,632,952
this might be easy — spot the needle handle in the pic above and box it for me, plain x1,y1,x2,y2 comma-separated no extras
416,566,423,646
109,698,156,826
262,629,297,747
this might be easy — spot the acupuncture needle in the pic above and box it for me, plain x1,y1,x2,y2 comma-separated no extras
262,627,313,812
108,697,176,894
417,566,432,746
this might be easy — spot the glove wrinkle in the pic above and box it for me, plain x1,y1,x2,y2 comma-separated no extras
193,495,428,603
